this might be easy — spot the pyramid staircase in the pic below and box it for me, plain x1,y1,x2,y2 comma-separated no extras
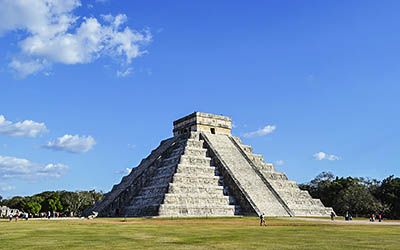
122,133,237,217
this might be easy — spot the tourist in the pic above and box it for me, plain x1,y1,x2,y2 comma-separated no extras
259,213,266,226
370,213,375,222
345,211,349,221
378,213,382,222
8,213,12,222
330,211,336,221
47,211,51,219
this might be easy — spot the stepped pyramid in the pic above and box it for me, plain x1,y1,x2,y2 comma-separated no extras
89,112,333,217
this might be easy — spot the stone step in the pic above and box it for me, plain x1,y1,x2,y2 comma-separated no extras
171,146,183,152
260,172,288,180
257,163,275,172
187,132,200,140
185,139,204,148
124,204,161,217
162,155,181,165
130,194,165,208
172,173,220,186
146,174,173,186
269,180,298,189
154,164,177,176
175,164,216,175
140,184,169,197
275,189,310,197
159,204,235,217
312,199,325,207
179,155,211,166
183,147,207,157
168,183,224,194
241,145,253,154
169,147,185,157
285,199,325,206
247,153,264,163
163,194,230,206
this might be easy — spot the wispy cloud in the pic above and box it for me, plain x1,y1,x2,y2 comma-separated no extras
0,155,68,179
0,0,151,77
243,125,276,138
313,151,340,161
44,134,96,153
0,183,15,192
0,115,48,137
117,67,133,77
275,160,285,166
127,144,136,150
116,167,132,175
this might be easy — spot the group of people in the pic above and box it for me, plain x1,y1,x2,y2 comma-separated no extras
330,210,384,222
7,211,65,221
8,212,29,222
370,212,383,222
344,211,353,221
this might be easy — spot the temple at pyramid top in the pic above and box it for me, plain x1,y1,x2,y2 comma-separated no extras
87,112,333,218
173,112,232,136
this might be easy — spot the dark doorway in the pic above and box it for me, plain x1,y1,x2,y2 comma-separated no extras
210,128,216,134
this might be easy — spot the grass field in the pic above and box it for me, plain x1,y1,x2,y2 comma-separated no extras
0,217,399,249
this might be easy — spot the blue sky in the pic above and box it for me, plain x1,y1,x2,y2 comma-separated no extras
0,0,399,198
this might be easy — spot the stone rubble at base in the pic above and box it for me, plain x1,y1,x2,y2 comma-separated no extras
87,112,333,217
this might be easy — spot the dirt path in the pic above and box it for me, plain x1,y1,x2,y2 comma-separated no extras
289,217,400,226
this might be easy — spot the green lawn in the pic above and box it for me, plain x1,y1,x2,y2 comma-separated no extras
0,217,399,249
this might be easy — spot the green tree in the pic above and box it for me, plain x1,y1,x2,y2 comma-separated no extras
48,198,63,212
60,190,103,216
376,176,400,218
42,193,63,212
1,196,27,210
300,172,389,217
25,201,42,216
336,184,382,216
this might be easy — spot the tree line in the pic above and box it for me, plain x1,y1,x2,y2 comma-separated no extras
0,190,103,217
299,172,400,219
1,173,399,219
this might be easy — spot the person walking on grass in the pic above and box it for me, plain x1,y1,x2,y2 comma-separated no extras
330,211,336,221
259,213,266,226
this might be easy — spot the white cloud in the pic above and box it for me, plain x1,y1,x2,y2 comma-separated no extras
0,155,68,179
0,183,15,191
127,144,136,150
0,0,151,77
44,134,96,153
243,125,276,138
8,58,48,78
0,115,48,137
116,167,132,175
116,67,133,77
275,160,285,166
313,151,340,161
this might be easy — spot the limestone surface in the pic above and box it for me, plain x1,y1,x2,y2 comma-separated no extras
88,112,333,217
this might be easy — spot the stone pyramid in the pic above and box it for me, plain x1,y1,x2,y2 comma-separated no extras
89,112,333,217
